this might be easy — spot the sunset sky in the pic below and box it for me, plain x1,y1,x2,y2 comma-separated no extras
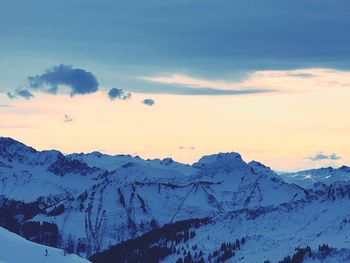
1,1,350,171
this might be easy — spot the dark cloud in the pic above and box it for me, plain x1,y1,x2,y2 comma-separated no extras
108,88,131,100
287,73,316,78
28,64,99,96
2,1,350,80
64,114,73,123
308,152,341,161
142,99,155,106
7,89,34,100
7,93,15,99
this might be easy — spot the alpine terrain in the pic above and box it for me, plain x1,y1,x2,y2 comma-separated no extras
1,137,349,263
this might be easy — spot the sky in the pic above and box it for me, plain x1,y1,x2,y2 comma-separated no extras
1,0,350,171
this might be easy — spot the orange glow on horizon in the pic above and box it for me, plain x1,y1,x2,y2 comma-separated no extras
1,68,350,171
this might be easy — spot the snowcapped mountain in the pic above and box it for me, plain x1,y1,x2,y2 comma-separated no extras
30,151,307,256
67,152,196,178
0,137,103,202
91,188,350,262
90,181,350,263
0,226,89,263
1,137,350,262
280,166,350,188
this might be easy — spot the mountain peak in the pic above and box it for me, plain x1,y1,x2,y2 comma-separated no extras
194,152,243,166
249,160,280,178
0,137,31,148
338,165,350,172
161,157,174,165
0,136,17,144
192,152,248,176
0,137,36,158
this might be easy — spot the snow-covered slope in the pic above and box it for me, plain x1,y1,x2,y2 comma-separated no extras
281,166,350,188
159,195,350,262
91,183,350,262
0,137,103,202
67,152,195,175
0,227,89,263
32,152,307,256
2,137,350,262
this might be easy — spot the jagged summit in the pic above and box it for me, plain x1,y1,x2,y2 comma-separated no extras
0,137,34,149
193,152,245,168
0,136,22,144
192,152,249,178
249,160,279,178
339,165,350,172
161,157,174,165
2,137,350,262
0,137,36,157
194,152,243,165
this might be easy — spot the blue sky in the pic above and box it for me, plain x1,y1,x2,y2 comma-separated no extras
1,1,350,170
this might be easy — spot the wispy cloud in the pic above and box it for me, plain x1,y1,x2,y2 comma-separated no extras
143,74,242,89
141,68,350,96
286,73,316,78
179,146,196,150
7,89,34,100
150,87,273,96
142,74,274,96
308,152,341,161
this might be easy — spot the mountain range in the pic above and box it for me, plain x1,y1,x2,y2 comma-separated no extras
0,137,350,263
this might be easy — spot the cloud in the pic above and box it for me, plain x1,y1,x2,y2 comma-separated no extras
138,68,350,96
7,89,34,100
286,73,316,78
64,114,73,123
141,74,275,95
143,74,243,90
27,64,99,96
126,82,273,96
179,146,196,150
142,99,155,106
108,88,131,100
308,152,341,161
153,87,273,96
2,1,350,80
